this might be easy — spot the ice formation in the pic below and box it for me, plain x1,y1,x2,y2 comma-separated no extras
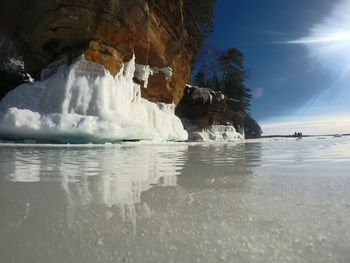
188,125,244,142
0,55,188,143
133,64,173,88
134,64,153,88
153,66,173,79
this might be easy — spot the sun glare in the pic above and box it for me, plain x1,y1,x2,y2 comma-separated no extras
284,0,350,125
289,0,350,76
289,31,350,44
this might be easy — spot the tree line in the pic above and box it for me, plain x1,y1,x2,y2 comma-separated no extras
192,47,252,112
186,1,262,137
191,46,262,137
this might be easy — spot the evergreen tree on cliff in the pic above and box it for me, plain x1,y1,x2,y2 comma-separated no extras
189,46,262,138
195,47,253,111
183,0,262,138
218,48,252,110
194,70,207,87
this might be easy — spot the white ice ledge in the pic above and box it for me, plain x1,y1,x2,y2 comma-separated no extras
0,55,188,143
188,125,244,142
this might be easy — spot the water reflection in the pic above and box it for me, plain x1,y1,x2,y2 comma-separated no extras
0,142,264,226
1,139,350,263
178,142,262,189
1,144,188,224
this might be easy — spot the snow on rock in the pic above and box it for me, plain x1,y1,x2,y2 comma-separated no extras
134,64,173,88
0,55,188,143
186,84,214,104
187,124,244,142
134,64,153,88
153,66,173,79
0,57,34,83
177,85,244,142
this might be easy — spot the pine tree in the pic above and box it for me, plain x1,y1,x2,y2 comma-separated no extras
218,48,252,110
194,70,207,87
208,72,220,91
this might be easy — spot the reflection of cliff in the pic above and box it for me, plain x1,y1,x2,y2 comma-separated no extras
177,142,262,189
5,144,188,223
140,142,263,230
0,143,268,263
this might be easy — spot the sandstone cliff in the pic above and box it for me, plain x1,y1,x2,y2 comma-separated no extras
176,86,245,130
0,0,202,104
176,85,262,139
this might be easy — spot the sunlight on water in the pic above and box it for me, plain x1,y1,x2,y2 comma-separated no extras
0,137,350,262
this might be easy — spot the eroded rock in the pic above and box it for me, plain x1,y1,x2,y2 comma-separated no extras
0,0,201,104
176,85,244,130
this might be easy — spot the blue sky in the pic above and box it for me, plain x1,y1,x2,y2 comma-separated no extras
204,0,350,134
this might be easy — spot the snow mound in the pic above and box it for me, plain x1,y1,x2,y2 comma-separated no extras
0,55,188,143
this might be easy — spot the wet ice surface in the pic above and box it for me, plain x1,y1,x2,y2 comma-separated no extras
0,137,350,263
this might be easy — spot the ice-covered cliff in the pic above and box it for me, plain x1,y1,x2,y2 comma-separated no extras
175,85,244,142
0,1,218,143
0,55,188,143
0,0,202,104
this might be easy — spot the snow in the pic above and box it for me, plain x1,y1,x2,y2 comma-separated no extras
188,125,244,142
134,64,153,88
133,64,172,88
185,84,228,104
0,55,188,143
190,86,213,104
153,66,173,79
0,57,34,83
134,64,173,88
2,58,24,72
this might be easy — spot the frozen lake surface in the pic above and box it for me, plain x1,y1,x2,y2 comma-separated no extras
1,136,350,262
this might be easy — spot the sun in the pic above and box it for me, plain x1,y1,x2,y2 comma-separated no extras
285,0,350,121
288,0,350,76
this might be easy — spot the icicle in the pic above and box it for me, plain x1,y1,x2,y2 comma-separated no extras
0,55,188,143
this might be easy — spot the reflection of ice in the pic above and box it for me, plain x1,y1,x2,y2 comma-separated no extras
5,144,188,223
9,155,41,182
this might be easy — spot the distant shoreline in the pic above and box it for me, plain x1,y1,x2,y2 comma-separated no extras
261,134,350,138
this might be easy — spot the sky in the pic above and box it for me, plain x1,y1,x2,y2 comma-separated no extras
204,0,350,135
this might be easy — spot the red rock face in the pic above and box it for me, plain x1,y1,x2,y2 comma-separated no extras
0,0,201,104
84,41,124,76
